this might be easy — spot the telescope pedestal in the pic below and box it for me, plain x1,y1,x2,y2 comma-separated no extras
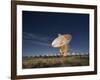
59,45,69,57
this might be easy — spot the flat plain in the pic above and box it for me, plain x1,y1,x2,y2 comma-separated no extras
22,55,89,69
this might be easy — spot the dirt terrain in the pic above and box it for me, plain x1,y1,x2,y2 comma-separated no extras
22,55,89,69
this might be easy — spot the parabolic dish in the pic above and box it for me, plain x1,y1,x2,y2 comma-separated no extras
52,34,72,48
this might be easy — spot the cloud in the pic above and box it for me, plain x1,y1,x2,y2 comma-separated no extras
23,32,50,41
31,40,51,47
23,32,51,47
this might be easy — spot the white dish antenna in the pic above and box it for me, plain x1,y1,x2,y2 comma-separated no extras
52,34,72,48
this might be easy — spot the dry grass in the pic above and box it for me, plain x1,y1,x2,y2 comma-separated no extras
22,55,89,69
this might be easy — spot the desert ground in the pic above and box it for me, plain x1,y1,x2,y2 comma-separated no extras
22,55,89,69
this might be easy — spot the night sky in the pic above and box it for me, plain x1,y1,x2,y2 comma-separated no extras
22,11,89,56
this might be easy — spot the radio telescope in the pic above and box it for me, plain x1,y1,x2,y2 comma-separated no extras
52,34,72,57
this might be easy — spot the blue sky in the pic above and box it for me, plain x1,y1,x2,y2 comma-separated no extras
22,11,89,56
